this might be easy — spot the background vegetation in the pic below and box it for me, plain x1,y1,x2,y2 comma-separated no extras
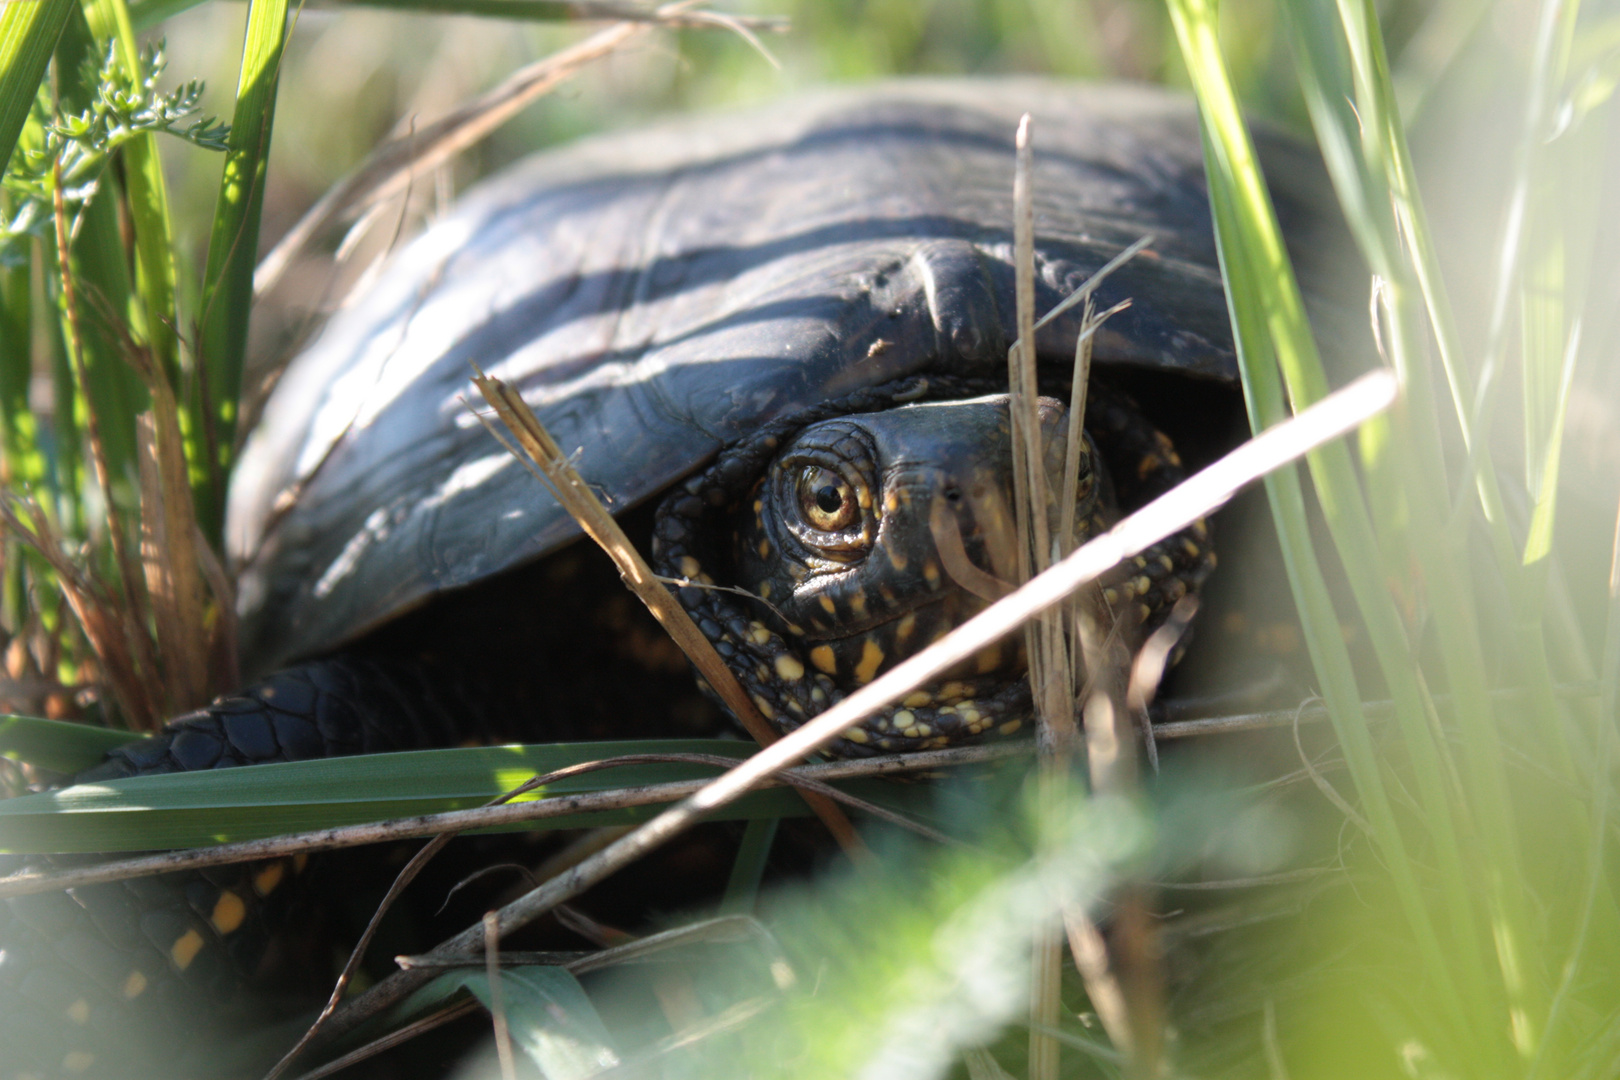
1,0,1617,1078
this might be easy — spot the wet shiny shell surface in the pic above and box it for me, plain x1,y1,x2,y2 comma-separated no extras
229,78,1339,673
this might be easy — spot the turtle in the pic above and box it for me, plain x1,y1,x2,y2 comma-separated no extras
0,79,1350,1079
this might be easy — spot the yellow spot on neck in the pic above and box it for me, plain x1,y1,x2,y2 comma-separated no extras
253,861,285,896
809,645,837,674
854,639,885,684
211,891,246,935
818,594,837,615
679,556,702,579
170,928,205,971
122,970,148,999
895,612,916,642
774,654,805,681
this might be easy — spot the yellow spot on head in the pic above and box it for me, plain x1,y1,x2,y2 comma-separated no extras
884,491,901,513
819,594,837,615
895,612,916,643
61,1051,95,1074
887,546,907,572
974,643,1002,674
757,539,771,559
923,560,940,586
809,645,838,675
122,970,148,999
854,639,885,684
849,590,867,617
903,690,932,708
66,999,90,1024
998,719,1023,736
211,891,246,935
170,928,205,971
679,556,702,579
759,581,772,599
844,727,869,743
774,654,805,681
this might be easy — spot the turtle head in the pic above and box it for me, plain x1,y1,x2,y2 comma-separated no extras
729,395,1097,696
652,381,1113,755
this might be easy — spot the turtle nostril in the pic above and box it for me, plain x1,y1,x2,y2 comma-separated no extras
942,485,963,504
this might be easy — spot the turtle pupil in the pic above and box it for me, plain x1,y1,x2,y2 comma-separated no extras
815,486,843,513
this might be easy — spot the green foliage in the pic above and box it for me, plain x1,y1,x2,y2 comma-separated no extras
0,41,226,266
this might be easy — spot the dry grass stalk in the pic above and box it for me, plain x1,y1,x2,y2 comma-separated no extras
484,910,518,1080
1010,114,1068,1080
254,2,784,297
469,370,867,859
305,369,1396,1055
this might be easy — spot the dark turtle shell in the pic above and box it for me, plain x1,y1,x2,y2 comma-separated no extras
230,78,1344,673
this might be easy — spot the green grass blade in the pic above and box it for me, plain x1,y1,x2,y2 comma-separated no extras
461,967,619,1078
128,0,209,33
0,714,148,774
52,7,148,491
0,740,911,851
720,815,779,916
195,0,290,543
1166,0,1494,1055
85,0,183,397
0,0,72,176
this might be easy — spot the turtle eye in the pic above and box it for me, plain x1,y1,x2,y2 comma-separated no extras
797,466,857,532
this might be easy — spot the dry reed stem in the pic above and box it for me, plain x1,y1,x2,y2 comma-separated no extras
470,371,868,859
484,911,518,1080
305,369,1396,1051
254,2,779,297
1011,115,1066,1080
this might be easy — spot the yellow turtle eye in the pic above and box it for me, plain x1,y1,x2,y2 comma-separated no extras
797,466,857,532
